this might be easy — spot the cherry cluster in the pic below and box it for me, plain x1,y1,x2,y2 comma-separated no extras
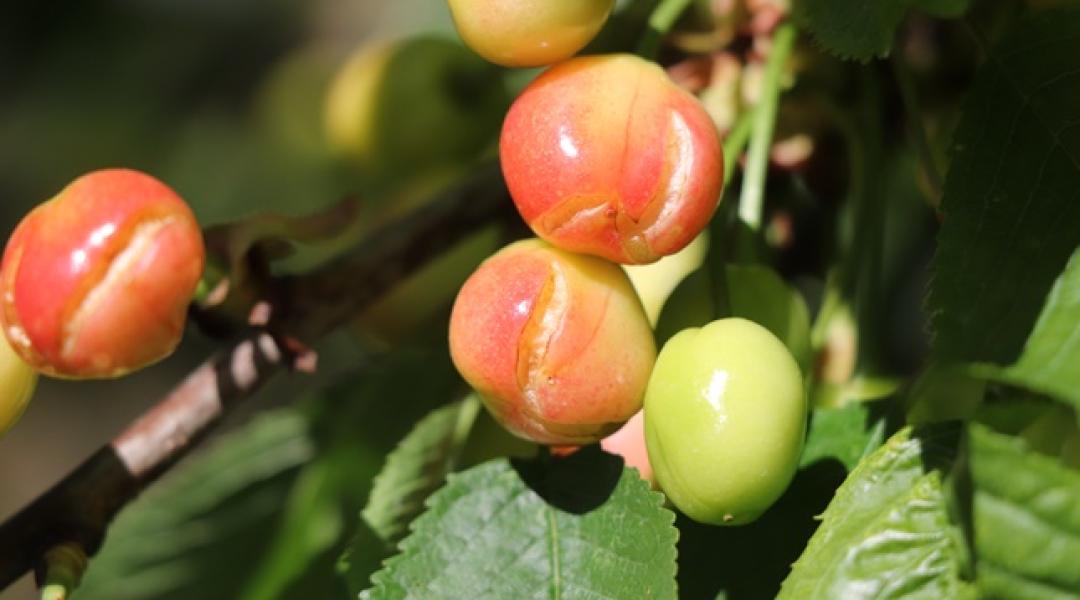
447,1,806,525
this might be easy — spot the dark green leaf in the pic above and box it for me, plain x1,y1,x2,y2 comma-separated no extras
780,426,972,599
930,10,1080,364
794,1,909,61
993,247,1080,411
794,0,972,61
362,449,678,600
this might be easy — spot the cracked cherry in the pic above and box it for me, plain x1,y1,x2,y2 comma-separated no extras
448,239,655,445
0,169,205,379
500,54,724,265
447,0,615,67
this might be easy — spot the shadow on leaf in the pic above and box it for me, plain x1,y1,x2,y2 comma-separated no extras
512,444,623,515
676,458,848,600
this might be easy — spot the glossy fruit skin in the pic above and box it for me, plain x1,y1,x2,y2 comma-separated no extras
449,239,656,445
500,54,724,265
447,0,615,67
0,169,205,379
0,331,37,437
645,318,805,525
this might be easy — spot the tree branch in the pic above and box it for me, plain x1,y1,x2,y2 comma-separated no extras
0,164,513,590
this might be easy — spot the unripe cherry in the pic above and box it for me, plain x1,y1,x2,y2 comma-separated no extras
500,54,724,265
0,169,205,379
0,330,37,437
645,318,806,525
449,239,656,445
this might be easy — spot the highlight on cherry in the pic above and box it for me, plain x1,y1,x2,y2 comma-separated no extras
500,54,724,265
0,169,205,379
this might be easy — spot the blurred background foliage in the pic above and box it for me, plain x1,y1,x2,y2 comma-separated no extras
0,2,474,597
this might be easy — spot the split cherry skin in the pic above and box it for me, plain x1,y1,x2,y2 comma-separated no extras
448,239,656,445
0,169,205,379
500,54,724,265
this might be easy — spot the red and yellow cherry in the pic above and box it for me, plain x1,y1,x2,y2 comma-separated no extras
449,239,655,445
500,54,724,265
447,0,615,67
0,169,205,379
0,331,37,437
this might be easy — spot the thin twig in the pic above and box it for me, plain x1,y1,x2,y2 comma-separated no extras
0,165,512,591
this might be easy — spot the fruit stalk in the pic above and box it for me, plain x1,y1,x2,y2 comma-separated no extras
637,0,694,58
737,22,796,234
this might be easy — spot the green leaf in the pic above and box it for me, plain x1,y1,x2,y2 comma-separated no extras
234,349,460,600
799,403,886,471
237,456,350,600
76,348,460,600
906,364,987,426
930,10,1080,365
780,426,972,599
339,395,485,595
794,1,909,61
362,396,481,546
338,521,389,599
993,247,1080,411
362,449,678,600
966,424,1080,597
75,410,316,600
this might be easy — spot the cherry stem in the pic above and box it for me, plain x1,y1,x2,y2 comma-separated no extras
637,0,694,58
737,22,796,238
37,543,86,600
705,109,757,317
723,110,756,185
